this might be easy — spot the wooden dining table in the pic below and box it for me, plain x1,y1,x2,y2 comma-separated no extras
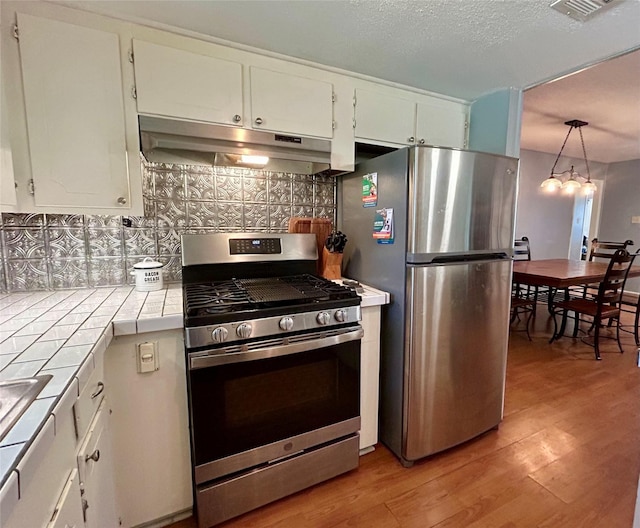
513,258,640,289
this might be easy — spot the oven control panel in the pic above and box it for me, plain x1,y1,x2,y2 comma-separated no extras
186,306,362,349
229,238,282,255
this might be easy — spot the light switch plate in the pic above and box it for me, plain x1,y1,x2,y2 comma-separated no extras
631,216,640,224
137,341,159,373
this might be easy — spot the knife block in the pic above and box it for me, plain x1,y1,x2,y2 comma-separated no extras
321,247,343,280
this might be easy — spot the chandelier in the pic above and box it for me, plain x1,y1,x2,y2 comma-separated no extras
540,119,597,195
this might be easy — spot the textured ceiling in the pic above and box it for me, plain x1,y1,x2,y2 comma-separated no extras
521,49,640,164
55,0,640,162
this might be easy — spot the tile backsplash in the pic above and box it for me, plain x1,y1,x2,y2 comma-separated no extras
0,160,336,292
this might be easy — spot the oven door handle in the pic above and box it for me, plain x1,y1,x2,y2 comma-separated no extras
189,327,363,369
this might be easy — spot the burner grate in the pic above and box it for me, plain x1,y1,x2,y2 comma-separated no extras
184,273,358,320
237,277,327,303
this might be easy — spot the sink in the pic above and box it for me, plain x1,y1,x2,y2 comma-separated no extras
0,375,53,443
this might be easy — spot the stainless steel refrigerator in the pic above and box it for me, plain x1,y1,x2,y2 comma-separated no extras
338,146,518,466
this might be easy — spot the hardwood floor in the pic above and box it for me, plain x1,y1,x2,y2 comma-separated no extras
170,312,640,528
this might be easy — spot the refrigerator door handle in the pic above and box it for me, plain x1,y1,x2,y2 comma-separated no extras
409,252,510,264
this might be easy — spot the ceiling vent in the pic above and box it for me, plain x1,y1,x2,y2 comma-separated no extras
550,0,622,21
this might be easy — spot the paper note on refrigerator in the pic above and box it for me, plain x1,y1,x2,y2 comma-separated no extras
362,172,378,207
373,208,394,244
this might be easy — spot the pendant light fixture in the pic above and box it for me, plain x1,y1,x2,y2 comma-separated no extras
540,119,597,195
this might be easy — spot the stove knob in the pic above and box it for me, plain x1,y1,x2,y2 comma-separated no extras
211,327,228,343
236,322,253,339
279,317,294,331
334,309,346,322
316,311,330,325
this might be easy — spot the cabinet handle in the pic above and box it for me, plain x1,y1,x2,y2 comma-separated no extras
254,117,263,125
82,498,89,522
408,137,415,143
90,381,105,399
85,449,101,463
117,196,127,206
419,139,426,145
232,114,241,123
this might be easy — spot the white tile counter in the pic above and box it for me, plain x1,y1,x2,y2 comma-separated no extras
339,279,390,308
0,285,183,508
0,280,388,520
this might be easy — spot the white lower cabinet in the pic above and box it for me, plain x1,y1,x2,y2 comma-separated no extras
360,305,382,451
47,469,84,528
3,352,118,528
105,330,192,527
3,410,76,527
76,401,118,528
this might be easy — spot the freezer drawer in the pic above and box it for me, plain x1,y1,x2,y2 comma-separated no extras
403,258,511,461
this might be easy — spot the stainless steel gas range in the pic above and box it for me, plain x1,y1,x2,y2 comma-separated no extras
181,233,363,527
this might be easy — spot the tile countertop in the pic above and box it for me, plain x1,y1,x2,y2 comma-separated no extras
0,280,388,498
336,278,390,307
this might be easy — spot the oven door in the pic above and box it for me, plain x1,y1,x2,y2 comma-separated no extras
187,326,362,485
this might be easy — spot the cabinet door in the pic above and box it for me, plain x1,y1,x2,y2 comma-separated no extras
133,40,244,126
359,306,381,451
354,89,416,146
17,13,132,210
47,469,84,528
416,100,468,149
250,67,333,138
77,401,118,528
1,84,16,209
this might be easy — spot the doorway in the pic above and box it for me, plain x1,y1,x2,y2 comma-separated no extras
568,179,604,260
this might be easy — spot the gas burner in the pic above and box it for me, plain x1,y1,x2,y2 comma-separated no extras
184,281,251,315
183,273,360,330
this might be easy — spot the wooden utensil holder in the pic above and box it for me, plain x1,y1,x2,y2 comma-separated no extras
321,247,343,280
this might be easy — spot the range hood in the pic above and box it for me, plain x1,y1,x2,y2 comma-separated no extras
139,115,332,175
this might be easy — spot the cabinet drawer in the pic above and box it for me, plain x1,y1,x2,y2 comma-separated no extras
73,359,105,442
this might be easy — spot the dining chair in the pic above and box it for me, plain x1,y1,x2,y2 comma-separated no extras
512,237,538,325
589,238,634,262
513,237,531,261
618,290,640,347
510,293,535,341
550,248,638,360
579,238,634,302
513,236,552,313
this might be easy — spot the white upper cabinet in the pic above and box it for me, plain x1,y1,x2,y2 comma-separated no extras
0,85,17,209
250,67,334,138
16,13,141,214
416,100,468,149
133,40,244,126
354,89,416,146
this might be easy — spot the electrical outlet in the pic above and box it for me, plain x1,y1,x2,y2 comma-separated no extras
631,216,640,224
137,341,159,373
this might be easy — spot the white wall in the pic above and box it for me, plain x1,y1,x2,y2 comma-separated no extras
515,149,607,259
598,159,640,293
516,150,639,294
